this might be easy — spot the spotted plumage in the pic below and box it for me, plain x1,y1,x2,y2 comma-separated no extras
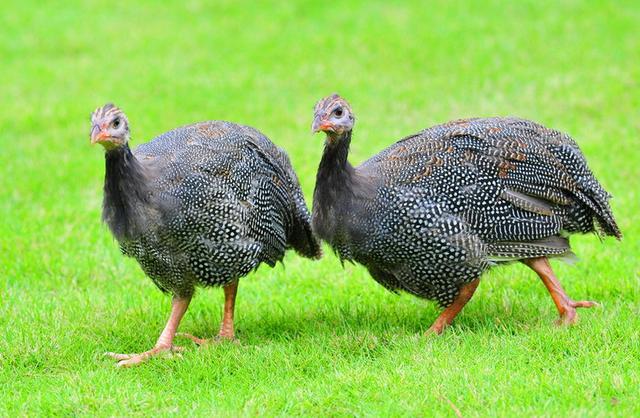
97,114,319,297
91,104,320,365
311,94,620,316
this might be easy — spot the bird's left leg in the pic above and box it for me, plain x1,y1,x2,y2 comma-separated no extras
523,257,597,325
178,280,239,345
105,295,191,367
427,279,480,335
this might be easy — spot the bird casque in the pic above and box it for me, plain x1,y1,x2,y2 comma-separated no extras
91,103,321,366
311,94,621,334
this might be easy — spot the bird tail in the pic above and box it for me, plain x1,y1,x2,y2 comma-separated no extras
290,218,322,260
289,192,322,259
548,139,622,240
573,188,622,239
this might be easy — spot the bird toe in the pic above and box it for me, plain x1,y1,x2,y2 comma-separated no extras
104,352,134,361
176,332,210,346
106,345,183,367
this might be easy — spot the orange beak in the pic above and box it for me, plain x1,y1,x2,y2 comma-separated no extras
312,117,333,133
90,126,111,145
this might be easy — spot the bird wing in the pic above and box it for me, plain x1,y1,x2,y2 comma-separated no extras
235,124,321,259
359,117,618,260
134,121,319,271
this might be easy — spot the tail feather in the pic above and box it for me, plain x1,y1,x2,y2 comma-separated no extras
572,189,622,239
289,190,322,259
548,141,622,240
487,236,574,261
290,215,322,259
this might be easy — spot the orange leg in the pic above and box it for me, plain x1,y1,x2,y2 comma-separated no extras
179,281,239,344
105,295,191,367
428,279,480,334
523,257,597,325
218,281,238,339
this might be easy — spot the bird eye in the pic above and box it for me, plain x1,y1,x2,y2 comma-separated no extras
112,118,121,129
334,108,344,117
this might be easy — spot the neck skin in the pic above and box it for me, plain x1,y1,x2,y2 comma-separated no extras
102,143,151,241
312,130,356,241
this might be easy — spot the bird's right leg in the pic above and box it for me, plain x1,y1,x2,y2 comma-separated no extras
178,280,239,345
105,295,191,367
523,257,597,325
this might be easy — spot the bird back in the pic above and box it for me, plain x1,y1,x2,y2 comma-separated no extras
128,121,319,285
360,117,621,241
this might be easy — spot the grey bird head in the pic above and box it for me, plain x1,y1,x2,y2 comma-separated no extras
312,94,355,139
90,103,130,150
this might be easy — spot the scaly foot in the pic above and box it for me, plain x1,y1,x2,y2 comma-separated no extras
523,257,599,327
556,299,599,326
425,318,449,335
104,345,184,368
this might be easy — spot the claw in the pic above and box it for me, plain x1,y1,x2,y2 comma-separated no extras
573,300,599,308
104,352,134,361
177,332,210,345
523,258,600,327
104,345,184,367
214,334,238,344
556,299,599,326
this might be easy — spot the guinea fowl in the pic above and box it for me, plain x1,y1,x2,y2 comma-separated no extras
90,103,320,366
311,94,621,333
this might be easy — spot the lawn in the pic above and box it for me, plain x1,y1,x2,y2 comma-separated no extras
1,0,639,416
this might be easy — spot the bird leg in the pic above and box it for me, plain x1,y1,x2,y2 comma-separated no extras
218,280,239,339
427,279,480,335
105,295,191,367
178,281,239,345
523,257,597,325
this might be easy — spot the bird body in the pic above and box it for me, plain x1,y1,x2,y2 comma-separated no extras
91,104,319,366
311,94,619,331
104,121,318,297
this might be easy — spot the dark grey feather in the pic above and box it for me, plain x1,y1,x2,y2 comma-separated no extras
104,120,320,297
314,114,620,307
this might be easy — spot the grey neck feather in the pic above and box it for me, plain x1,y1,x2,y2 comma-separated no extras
312,131,358,242
102,144,153,241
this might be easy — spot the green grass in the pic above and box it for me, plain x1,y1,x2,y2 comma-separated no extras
1,0,639,415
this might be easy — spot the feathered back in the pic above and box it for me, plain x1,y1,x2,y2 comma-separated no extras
133,121,321,265
361,117,621,240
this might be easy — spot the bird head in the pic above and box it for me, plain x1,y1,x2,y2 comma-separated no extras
90,103,130,150
312,94,355,141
